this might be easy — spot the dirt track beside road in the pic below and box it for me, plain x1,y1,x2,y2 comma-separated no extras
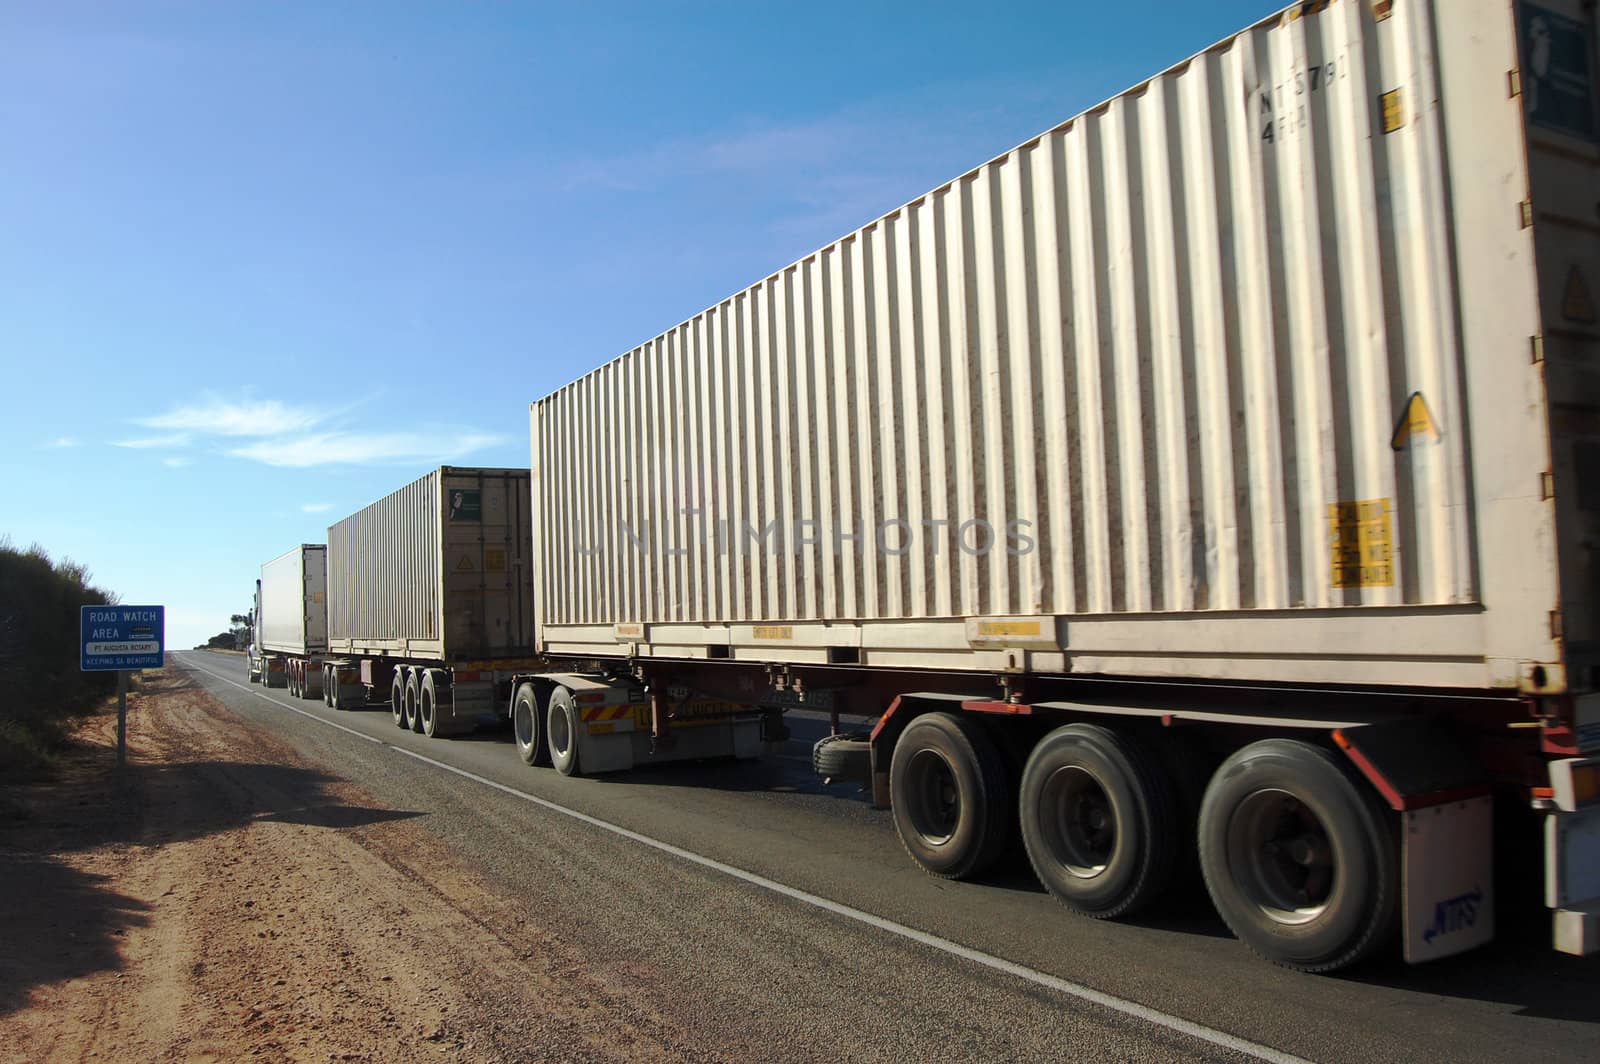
0,669,710,1062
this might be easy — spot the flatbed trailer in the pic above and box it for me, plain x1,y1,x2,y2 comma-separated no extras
515,0,1600,972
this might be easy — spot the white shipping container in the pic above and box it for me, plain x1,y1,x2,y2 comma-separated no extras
259,544,328,656
531,0,1600,693
327,467,536,662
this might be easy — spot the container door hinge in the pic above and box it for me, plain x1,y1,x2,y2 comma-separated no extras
1532,334,1545,363
1542,471,1557,500
1551,610,1565,639
1521,200,1535,228
1509,68,1522,98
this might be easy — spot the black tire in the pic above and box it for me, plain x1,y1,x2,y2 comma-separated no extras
420,672,449,738
1198,739,1399,973
512,683,547,766
813,731,872,783
328,668,342,711
391,672,407,729
404,672,422,733
289,662,302,698
1018,724,1178,919
546,687,581,777
323,666,334,707
889,712,1010,880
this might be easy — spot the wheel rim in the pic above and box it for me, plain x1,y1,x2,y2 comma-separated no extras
1038,765,1116,878
514,698,536,752
549,701,572,759
1226,788,1335,926
420,690,433,729
903,748,960,845
393,681,404,722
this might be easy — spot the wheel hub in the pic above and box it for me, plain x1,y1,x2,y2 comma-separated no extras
1228,788,1335,925
1039,766,1116,879
903,748,960,845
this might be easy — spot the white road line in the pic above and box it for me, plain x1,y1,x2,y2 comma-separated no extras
176,653,1306,1064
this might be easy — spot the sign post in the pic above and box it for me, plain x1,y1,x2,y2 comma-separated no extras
80,605,165,766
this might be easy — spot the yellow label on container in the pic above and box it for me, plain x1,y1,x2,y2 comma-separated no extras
753,625,793,640
1328,499,1395,588
485,549,506,572
976,621,1042,637
1381,89,1405,133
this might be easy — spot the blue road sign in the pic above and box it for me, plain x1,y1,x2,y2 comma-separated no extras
81,605,165,671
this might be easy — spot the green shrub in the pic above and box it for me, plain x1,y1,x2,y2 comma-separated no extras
0,718,57,779
0,539,119,772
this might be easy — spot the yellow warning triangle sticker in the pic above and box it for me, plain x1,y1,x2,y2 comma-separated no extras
456,556,474,571
1563,266,1596,325
1391,392,1441,450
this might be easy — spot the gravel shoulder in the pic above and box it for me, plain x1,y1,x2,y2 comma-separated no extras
0,668,707,1062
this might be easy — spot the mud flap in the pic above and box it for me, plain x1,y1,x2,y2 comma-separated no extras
1403,796,1494,962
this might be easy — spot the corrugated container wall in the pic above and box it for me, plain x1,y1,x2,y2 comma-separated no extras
259,545,328,656
531,0,1592,691
327,467,536,661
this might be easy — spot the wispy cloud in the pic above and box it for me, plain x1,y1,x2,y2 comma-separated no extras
41,436,80,449
300,502,334,513
125,392,500,471
553,84,1057,263
136,397,325,438
113,432,192,449
557,115,867,195
163,456,191,468
229,431,504,469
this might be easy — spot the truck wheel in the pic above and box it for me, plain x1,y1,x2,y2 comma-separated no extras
290,661,302,697
419,672,449,738
890,712,1010,880
512,683,548,766
1018,724,1177,919
1198,739,1398,973
391,673,407,729
323,666,334,707
546,687,581,777
404,672,422,733
328,668,342,711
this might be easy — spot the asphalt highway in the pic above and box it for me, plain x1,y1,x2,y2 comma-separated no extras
175,650,1600,1063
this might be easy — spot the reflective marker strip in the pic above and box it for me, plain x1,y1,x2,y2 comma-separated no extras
178,653,1307,1064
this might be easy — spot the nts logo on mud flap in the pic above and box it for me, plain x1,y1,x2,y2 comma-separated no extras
1422,886,1484,945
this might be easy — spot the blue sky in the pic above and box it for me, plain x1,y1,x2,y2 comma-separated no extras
1,1,1274,647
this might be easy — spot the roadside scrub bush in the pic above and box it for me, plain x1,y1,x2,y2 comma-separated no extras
0,539,118,778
